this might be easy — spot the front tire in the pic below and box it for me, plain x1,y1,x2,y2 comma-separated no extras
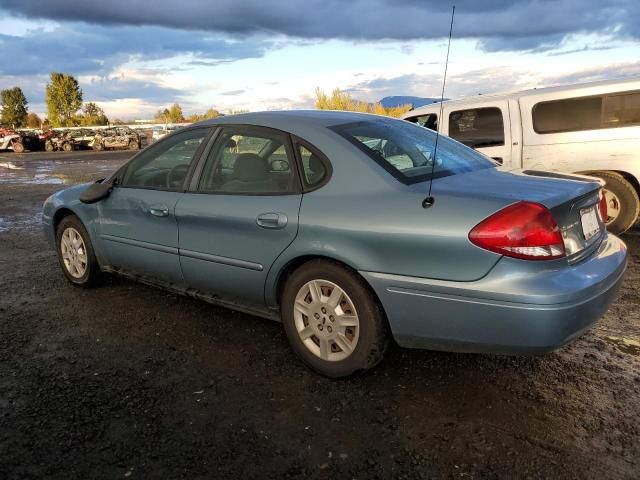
590,171,639,235
56,215,102,287
281,260,389,377
11,141,24,153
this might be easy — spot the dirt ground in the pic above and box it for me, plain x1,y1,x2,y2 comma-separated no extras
1,151,639,479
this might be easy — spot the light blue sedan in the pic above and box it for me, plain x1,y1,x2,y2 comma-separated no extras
43,111,628,377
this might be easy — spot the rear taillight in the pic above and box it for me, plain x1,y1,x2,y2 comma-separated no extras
469,201,566,260
599,189,608,222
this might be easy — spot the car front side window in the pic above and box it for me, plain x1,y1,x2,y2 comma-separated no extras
120,128,209,190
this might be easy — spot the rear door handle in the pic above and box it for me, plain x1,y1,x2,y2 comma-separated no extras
149,204,169,217
256,212,287,229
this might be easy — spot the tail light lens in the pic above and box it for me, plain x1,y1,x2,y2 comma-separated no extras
469,201,566,260
599,189,608,222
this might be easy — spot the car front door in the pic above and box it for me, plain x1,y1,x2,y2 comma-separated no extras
175,126,302,307
443,101,513,167
96,127,211,285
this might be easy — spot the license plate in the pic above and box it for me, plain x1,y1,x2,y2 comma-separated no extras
580,207,600,241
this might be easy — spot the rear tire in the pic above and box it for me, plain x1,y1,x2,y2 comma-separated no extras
45,141,54,152
62,142,73,152
56,215,102,287
590,171,639,235
128,139,139,150
281,260,389,377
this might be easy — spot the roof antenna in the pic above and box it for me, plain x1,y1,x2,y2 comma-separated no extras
423,4,455,209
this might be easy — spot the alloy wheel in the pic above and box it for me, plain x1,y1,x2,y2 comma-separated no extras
293,279,360,362
60,227,88,278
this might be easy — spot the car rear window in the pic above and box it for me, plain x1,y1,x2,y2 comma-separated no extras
331,118,496,184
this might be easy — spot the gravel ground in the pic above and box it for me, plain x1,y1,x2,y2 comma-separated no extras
1,151,639,479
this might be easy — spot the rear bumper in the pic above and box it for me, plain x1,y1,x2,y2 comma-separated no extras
361,234,627,354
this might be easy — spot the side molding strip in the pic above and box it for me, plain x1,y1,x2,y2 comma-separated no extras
179,248,264,271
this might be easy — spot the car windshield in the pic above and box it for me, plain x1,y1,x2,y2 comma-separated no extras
331,118,496,184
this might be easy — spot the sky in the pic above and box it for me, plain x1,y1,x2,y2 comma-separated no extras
0,0,639,120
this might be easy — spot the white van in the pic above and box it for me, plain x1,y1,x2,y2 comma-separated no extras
403,78,640,234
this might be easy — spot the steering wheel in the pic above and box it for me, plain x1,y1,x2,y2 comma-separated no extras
166,164,189,189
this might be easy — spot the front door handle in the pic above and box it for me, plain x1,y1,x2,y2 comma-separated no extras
149,204,169,217
256,212,288,229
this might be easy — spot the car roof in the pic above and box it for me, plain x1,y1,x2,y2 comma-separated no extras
195,110,389,130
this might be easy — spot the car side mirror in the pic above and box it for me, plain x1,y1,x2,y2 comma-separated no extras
79,178,114,204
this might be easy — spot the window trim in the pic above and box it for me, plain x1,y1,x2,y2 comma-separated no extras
291,135,333,193
448,106,505,148
531,89,640,134
113,126,214,192
189,124,304,197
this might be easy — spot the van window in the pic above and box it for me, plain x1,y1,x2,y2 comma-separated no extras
533,90,640,133
448,107,504,148
406,113,438,131
602,92,640,128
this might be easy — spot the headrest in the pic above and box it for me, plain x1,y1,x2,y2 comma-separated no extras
234,153,267,181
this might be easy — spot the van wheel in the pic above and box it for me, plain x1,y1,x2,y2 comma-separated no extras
281,260,389,377
590,171,640,235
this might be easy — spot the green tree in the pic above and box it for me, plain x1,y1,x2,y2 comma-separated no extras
25,112,42,128
187,107,221,122
79,102,109,126
0,87,28,128
314,87,411,118
167,103,184,123
46,72,83,127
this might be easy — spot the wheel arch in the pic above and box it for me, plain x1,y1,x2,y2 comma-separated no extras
52,207,78,233
270,254,388,325
580,169,640,199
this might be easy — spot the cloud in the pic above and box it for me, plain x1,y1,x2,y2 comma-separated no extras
0,23,270,76
1,0,638,51
220,89,246,96
346,60,640,103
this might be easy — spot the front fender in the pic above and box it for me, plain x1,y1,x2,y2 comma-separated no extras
42,183,103,260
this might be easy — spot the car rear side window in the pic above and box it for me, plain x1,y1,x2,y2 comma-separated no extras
533,90,640,133
198,127,299,194
448,107,505,148
331,118,496,185
298,144,327,187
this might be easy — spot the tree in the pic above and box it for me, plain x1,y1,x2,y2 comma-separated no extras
187,107,221,123
46,72,83,127
25,112,42,128
314,87,411,118
167,103,184,123
79,102,109,126
0,87,28,128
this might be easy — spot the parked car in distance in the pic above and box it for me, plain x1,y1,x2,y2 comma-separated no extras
151,125,181,143
91,127,141,151
403,77,640,234
0,127,25,153
42,111,627,377
44,130,77,152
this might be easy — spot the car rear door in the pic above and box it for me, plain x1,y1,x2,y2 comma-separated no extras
96,127,212,285
175,125,302,307
442,100,513,167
